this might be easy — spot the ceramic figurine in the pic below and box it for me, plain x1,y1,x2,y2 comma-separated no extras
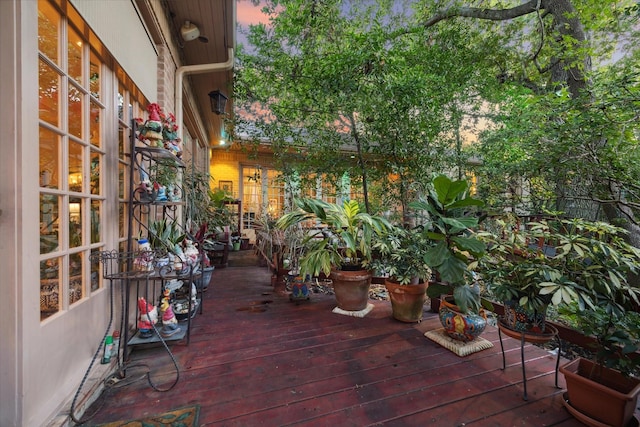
289,275,310,302
183,240,199,267
137,297,158,338
155,183,168,202
159,290,180,338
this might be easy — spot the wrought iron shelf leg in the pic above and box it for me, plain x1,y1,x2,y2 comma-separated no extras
498,327,506,370
521,333,528,401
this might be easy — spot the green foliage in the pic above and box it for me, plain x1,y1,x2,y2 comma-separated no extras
148,219,186,252
235,0,500,213
481,216,640,312
371,224,433,285
409,174,486,313
479,214,640,373
275,198,391,277
559,303,640,377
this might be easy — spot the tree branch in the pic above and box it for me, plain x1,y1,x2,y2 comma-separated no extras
423,0,540,28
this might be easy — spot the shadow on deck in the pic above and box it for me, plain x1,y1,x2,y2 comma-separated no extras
81,250,601,426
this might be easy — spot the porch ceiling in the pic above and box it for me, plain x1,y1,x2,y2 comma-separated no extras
148,0,235,146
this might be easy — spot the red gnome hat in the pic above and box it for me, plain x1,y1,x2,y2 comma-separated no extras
138,297,153,314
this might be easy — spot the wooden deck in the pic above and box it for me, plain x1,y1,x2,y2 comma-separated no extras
82,250,601,426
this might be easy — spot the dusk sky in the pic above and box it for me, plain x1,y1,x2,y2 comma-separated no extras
236,0,269,48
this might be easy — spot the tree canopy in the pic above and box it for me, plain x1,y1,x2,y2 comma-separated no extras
233,0,639,236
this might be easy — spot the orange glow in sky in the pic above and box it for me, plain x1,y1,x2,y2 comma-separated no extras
236,0,270,27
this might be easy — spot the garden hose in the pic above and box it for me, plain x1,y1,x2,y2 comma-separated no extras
68,276,180,425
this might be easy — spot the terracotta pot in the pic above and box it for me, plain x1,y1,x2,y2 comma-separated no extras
560,357,640,427
329,269,372,311
438,296,487,342
384,279,428,323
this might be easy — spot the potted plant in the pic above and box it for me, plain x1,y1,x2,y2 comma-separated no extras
477,216,559,334
276,198,391,311
534,220,640,427
147,218,187,271
558,302,640,427
409,174,488,341
371,224,433,322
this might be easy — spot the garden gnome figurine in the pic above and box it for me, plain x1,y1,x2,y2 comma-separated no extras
183,239,199,267
159,297,180,337
137,297,158,338
143,103,164,147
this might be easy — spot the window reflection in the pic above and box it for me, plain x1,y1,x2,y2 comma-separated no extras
39,127,59,189
90,249,101,292
69,252,83,305
68,84,83,139
38,0,60,64
40,194,59,254
91,200,101,244
39,59,60,126
90,51,101,100
40,257,60,319
90,152,100,195
69,197,82,248
68,141,83,192
68,25,83,84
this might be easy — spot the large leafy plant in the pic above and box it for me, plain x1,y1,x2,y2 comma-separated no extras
409,174,486,313
371,224,433,285
275,198,391,278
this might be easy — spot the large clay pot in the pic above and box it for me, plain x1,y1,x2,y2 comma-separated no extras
329,269,372,311
438,296,487,342
384,279,428,323
560,357,640,427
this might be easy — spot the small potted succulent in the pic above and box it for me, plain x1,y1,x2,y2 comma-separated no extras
276,198,391,311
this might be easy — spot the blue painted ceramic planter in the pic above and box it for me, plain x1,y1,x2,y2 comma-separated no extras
439,297,487,342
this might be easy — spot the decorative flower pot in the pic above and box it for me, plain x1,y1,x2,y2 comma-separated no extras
560,357,640,427
329,269,372,311
438,296,487,342
195,266,215,291
502,299,548,333
384,279,428,323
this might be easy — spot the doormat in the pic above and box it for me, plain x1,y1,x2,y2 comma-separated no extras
425,328,493,357
95,405,200,427
332,303,374,318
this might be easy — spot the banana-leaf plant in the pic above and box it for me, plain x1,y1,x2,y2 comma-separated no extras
275,198,391,278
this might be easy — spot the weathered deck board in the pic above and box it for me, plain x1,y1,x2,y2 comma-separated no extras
81,251,631,426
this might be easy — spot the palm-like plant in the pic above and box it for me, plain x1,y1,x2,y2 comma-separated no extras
275,198,391,278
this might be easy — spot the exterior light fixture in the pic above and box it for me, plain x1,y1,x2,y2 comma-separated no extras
208,90,228,115
180,21,200,42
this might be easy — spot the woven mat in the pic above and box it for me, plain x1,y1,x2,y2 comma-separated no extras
425,328,493,357
332,303,375,318
95,405,200,427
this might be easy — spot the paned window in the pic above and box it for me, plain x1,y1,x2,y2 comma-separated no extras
38,0,110,320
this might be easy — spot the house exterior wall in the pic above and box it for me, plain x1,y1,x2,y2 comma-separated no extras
0,0,199,425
